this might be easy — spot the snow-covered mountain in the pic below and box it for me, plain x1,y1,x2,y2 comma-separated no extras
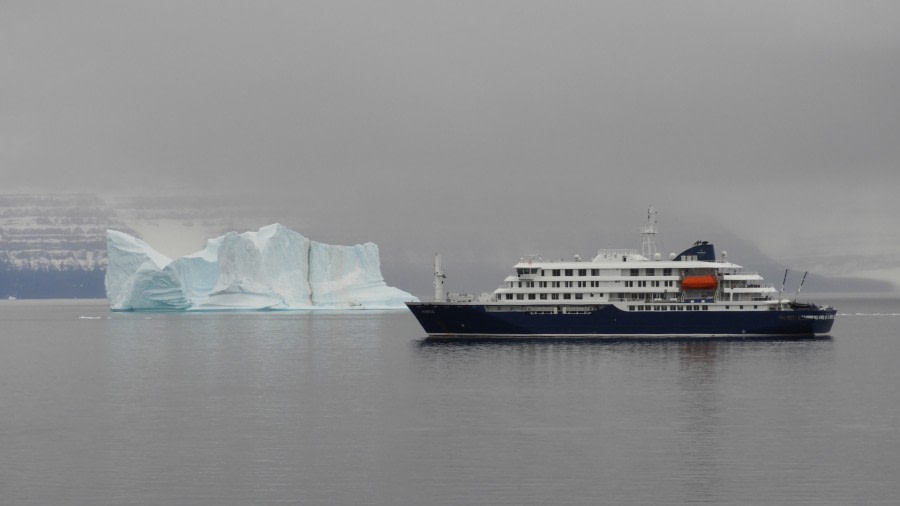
0,195,140,298
0,194,137,270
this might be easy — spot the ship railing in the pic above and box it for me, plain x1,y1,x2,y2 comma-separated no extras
447,292,475,303
593,249,641,261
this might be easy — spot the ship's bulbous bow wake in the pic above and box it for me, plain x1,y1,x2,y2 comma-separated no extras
105,224,417,311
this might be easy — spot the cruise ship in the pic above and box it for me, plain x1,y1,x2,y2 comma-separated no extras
406,209,836,338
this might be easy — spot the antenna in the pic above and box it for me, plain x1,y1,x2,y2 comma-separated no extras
434,253,446,302
794,271,808,301
778,268,789,303
640,206,658,259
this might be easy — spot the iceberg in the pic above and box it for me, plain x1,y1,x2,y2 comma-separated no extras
105,224,417,311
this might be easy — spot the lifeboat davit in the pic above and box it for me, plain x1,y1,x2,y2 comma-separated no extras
681,274,717,290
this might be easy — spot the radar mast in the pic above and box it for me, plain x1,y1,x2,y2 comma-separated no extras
640,206,659,259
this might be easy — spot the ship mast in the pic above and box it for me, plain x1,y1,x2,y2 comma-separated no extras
794,271,808,301
640,206,659,259
434,253,445,302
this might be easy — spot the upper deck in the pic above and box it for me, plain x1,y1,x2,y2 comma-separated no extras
489,241,778,306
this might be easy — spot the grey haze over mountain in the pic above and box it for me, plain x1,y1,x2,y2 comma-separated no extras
1,193,889,300
3,1,899,296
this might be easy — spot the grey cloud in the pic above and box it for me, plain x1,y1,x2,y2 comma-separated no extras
3,1,899,294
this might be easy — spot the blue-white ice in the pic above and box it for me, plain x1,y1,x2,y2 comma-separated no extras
105,224,417,311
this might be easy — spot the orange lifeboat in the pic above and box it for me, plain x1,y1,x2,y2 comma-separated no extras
681,274,717,290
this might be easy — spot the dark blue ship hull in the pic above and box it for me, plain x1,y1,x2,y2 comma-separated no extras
406,303,836,337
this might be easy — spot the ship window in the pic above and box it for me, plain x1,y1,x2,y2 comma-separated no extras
578,269,587,276
539,294,547,300
645,269,655,276
663,268,672,276
564,281,573,288
551,294,559,300
506,294,513,300
565,269,573,276
629,305,635,311
528,294,536,300
552,269,561,276
516,294,524,300
703,305,709,310
591,269,599,276
563,294,571,300
575,293,583,300
630,268,639,276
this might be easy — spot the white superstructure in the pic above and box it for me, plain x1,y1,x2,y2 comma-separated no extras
462,210,784,312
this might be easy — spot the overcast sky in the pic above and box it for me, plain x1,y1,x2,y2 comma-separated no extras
3,1,900,294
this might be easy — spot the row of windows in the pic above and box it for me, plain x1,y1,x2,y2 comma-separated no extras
629,305,710,311
623,280,676,288
504,292,673,301
504,293,603,301
779,314,835,320
627,304,771,311
511,280,679,289
499,293,775,304
629,268,674,276
519,268,676,277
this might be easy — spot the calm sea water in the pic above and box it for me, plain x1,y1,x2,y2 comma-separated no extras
1,298,898,505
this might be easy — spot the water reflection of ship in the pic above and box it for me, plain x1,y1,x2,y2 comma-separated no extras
672,337,834,501
414,336,833,370
412,337,834,503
